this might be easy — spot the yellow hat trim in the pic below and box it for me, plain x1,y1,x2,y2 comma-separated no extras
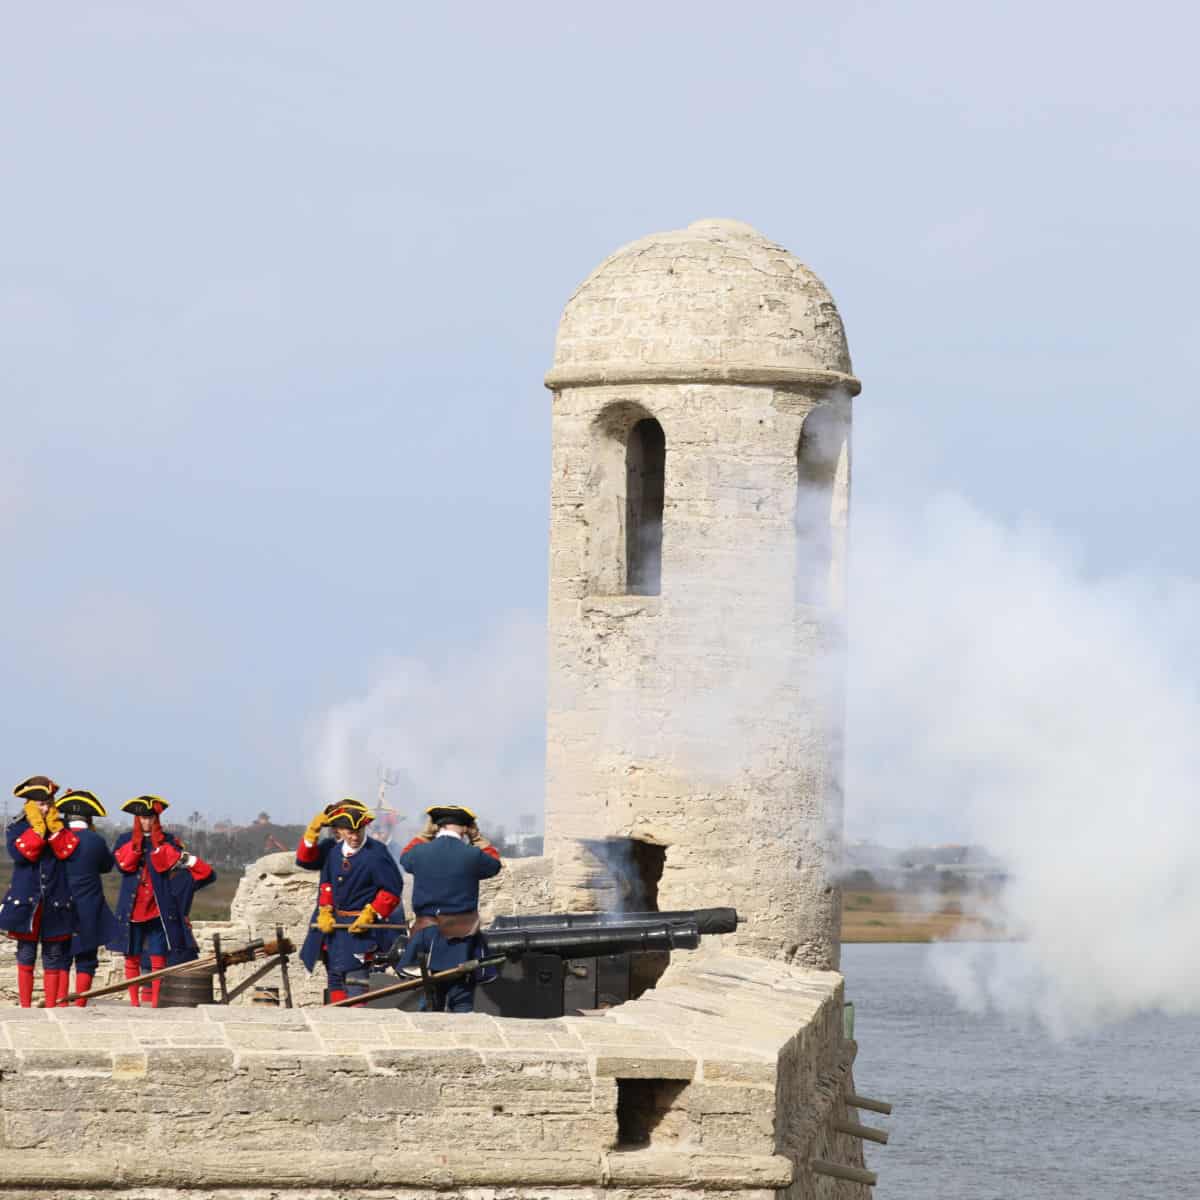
121,794,169,814
424,804,477,820
59,791,107,818
333,807,375,830
14,780,55,799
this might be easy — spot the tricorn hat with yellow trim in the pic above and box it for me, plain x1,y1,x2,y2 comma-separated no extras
328,806,374,831
121,795,168,817
14,776,58,802
426,805,477,827
324,797,369,818
58,790,106,820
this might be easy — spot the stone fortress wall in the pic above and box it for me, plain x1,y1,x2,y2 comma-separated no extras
0,220,878,1198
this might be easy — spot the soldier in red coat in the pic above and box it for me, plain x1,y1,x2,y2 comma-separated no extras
108,796,204,1007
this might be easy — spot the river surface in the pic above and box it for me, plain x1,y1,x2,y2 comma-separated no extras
841,943,1200,1198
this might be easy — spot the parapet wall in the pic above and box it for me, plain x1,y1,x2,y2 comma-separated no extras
0,952,864,1199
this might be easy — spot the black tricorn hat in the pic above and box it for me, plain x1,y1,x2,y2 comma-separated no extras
426,805,477,827
58,790,107,820
14,776,58,802
324,797,369,818
329,806,374,831
121,795,168,817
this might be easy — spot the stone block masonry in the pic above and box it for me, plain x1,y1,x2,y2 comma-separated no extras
0,953,865,1200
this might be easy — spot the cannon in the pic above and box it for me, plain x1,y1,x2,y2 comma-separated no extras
350,907,739,1014
475,907,739,1018
488,906,739,936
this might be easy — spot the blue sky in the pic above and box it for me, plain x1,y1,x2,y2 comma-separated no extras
3,3,1197,831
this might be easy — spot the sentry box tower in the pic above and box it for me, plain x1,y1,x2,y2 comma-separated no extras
541,219,859,970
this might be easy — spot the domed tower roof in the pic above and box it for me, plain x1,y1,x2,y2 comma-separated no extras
545,218,859,393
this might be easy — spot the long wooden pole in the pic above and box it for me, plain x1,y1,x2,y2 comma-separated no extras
309,922,409,931
811,1160,878,1187
327,955,507,1008
833,1117,890,1145
44,938,288,1007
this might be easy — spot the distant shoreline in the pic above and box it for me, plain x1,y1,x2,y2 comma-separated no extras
841,886,1013,943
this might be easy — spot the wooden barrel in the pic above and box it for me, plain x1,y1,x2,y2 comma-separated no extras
157,968,215,1008
250,986,280,1007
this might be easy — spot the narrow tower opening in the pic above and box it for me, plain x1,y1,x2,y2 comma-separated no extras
795,405,844,606
626,418,665,595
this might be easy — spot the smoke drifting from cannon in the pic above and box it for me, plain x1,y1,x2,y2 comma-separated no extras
309,460,1200,1031
848,494,1200,1033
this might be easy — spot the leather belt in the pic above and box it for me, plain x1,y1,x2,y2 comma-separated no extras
411,911,480,939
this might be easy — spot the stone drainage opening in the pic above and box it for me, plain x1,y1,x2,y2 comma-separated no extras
616,1078,690,1148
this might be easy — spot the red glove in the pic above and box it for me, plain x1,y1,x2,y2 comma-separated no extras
149,813,166,847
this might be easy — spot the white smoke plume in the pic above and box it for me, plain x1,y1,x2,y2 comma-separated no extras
307,477,1200,1033
847,494,1200,1032
310,614,547,834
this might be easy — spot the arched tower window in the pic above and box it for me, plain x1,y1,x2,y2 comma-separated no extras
626,418,665,596
795,405,846,606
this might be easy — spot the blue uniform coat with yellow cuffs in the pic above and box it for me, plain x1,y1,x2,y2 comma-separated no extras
299,835,404,978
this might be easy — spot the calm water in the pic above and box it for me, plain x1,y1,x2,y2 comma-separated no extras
842,943,1200,1198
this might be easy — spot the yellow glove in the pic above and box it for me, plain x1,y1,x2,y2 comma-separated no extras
304,810,331,844
22,800,47,838
348,904,378,935
316,906,336,934
44,805,64,835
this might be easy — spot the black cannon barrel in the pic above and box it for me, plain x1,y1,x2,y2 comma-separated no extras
485,920,701,960
488,907,738,937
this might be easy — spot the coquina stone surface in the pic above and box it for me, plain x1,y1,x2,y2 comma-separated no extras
0,953,863,1200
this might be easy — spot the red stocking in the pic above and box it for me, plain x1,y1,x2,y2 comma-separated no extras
74,972,94,1008
43,970,67,1008
124,956,142,1006
148,955,168,1008
16,963,34,1008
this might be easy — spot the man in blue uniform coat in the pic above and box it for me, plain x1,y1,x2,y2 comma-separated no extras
295,797,369,966
397,805,503,1013
57,789,118,1006
109,795,202,1007
299,806,404,1004
137,840,218,1000
0,776,79,1008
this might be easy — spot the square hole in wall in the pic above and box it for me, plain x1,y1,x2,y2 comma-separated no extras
616,1078,689,1147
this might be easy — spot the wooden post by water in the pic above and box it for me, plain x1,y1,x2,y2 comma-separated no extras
811,1160,878,1186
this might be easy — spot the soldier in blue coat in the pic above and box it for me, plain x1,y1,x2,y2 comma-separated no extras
108,795,200,1007
0,776,79,1008
298,806,404,1004
57,790,119,1007
137,841,218,1001
295,798,369,969
397,805,503,1013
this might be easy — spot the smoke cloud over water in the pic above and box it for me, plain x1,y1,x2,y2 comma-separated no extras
847,495,1200,1032
308,486,1200,1032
